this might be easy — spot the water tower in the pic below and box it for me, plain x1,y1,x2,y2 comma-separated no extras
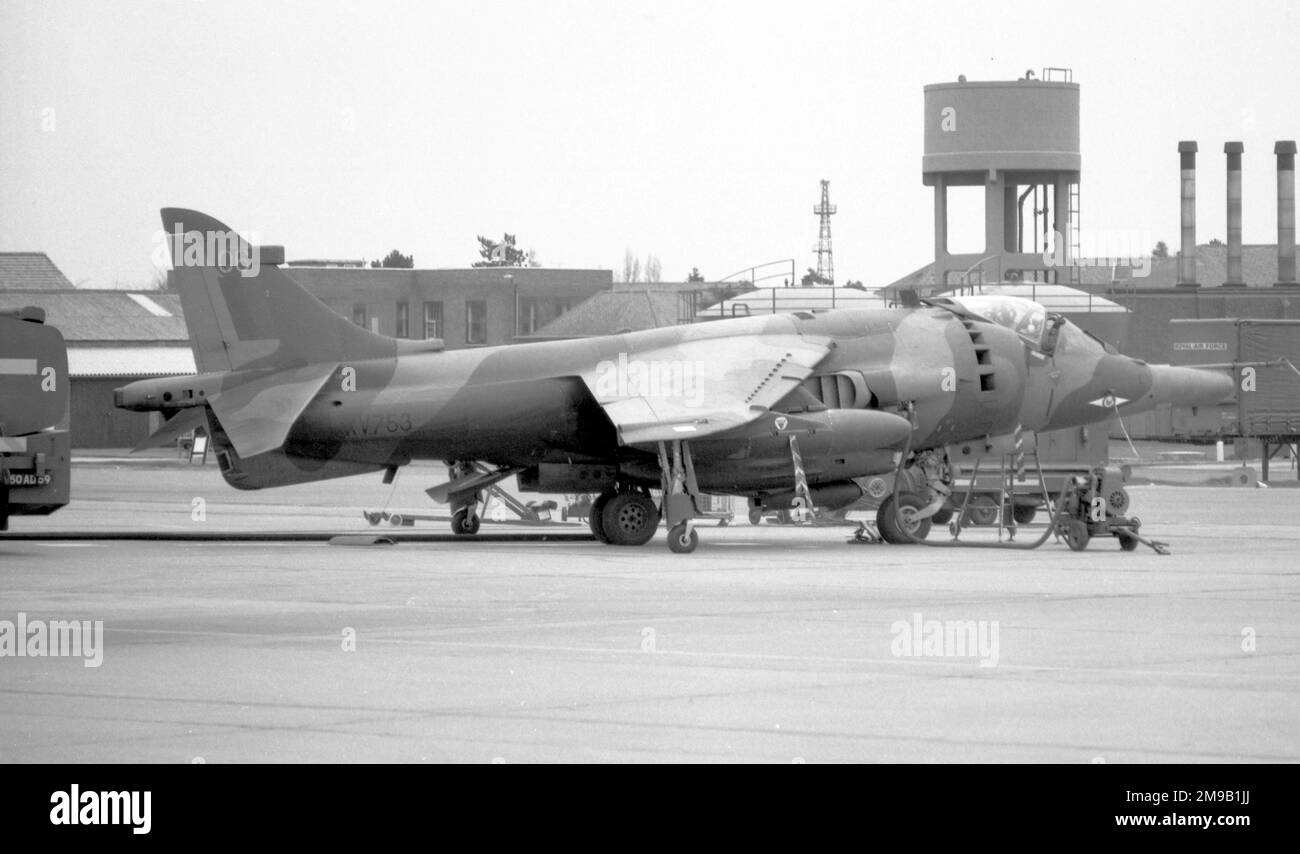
923,69,1080,290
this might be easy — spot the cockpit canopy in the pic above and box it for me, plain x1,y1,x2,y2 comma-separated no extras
948,295,1048,347
936,294,1116,358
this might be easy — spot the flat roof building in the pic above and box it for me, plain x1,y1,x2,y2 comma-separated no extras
281,265,613,348
0,256,193,447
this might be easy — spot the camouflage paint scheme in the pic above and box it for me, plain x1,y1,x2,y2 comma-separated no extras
116,209,1231,526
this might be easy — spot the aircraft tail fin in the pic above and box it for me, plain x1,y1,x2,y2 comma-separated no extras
161,208,436,373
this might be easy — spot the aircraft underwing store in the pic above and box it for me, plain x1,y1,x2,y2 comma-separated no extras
114,210,1233,553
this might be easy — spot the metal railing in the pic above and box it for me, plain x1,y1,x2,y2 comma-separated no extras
716,259,798,288
690,286,889,321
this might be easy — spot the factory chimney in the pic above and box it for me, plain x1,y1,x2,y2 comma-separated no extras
1277,140,1297,287
1177,141,1198,287
1224,142,1244,286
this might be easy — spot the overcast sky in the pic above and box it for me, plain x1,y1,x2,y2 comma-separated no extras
2,0,1297,288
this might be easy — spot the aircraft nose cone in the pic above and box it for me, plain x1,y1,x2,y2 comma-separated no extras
1147,364,1234,408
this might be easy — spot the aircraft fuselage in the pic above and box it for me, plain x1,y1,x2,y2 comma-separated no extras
274,305,1158,495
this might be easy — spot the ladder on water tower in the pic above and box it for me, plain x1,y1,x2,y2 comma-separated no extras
1067,183,1082,286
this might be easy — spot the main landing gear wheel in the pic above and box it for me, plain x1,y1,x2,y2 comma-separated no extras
667,523,698,553
589,492,613,543
748,506,763,526
451,507,480,536
877,493,932,544
962,494,999,527
1062,518,1090,551
601,492,659,546
930,506,954,526
1012,504,1037,525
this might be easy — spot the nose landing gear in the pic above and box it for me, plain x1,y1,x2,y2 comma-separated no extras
656,440,703,553
447,461,482,536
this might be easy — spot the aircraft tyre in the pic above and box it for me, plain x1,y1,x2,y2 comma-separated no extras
963,494,999,526
877,493,932,544
1117,530,1139,551
1012,503,1037,525
748,506,763,526
601,492,659,547
667,523,698,553
589,491,614,543
451,508,481,536
930,506,954,526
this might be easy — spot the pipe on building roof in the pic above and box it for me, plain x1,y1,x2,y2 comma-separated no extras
1225,142,1244,286
1178,141,1199,287
1277,140,1297,287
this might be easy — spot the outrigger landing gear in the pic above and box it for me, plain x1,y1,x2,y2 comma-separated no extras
451,506,481,536
447,461,482,536
656,440,704,554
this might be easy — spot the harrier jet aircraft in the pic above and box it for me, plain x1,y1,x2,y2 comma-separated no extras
115,209,1232,552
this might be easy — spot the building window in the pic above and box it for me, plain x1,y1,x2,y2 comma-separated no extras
518,297,540,336
423,301,443,340
352,303,368,327
396,301,409,338
466,300,487,345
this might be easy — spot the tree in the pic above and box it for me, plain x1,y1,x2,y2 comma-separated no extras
617,250,666,283
371,249,413,268
620,249,641,284
1152,241,1169,259
844,279,866,290
687,267,705,283
1208,237,1224,246
473,233,532,267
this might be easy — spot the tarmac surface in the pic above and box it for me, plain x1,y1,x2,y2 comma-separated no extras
1,460,1298,762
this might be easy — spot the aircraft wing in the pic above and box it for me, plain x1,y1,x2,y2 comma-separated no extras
580,335,833,446
207,363,339,458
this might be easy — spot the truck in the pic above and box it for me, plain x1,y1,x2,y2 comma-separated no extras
0,306,71,529
1168,318,1300,479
